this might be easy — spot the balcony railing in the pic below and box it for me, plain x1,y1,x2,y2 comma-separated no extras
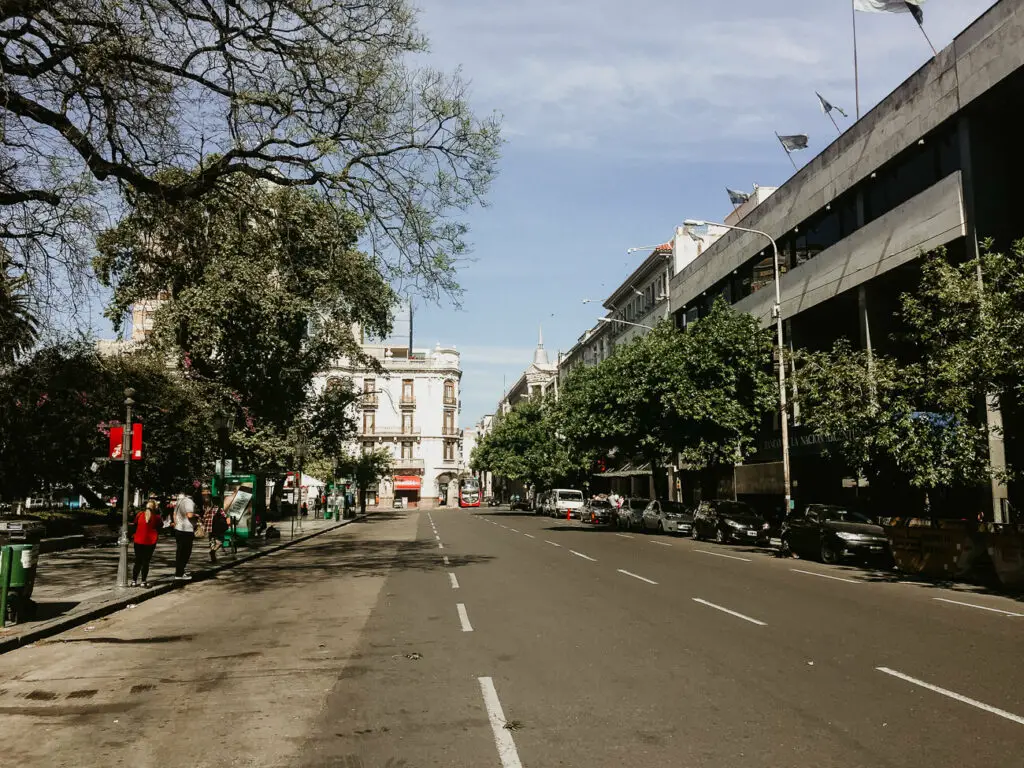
443,395,458,406
361,393,378,407
363,426,421,436
394,457,425,470
400,395,416,407
442,426,459,436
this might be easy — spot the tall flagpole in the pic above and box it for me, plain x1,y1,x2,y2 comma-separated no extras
852,0,861,119
915,20,938,56
775,132,799,172
827,109,842,135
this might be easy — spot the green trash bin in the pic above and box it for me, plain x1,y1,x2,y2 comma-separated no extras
0,517,44,626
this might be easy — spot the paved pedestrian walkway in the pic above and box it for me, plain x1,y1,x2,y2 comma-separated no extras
0,515,356,651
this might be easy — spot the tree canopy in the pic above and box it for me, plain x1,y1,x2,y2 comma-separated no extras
2,0,501,315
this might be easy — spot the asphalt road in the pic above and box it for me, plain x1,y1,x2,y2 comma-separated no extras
1,506,1022,767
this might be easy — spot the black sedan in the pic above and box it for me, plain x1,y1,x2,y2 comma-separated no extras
782,504,891,564
692,499,769,545
580,499,616,527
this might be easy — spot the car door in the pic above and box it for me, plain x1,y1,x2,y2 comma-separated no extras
790,507,816,555
640,501,655,530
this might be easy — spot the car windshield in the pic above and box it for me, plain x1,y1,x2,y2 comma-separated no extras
590,500,612,508
558,491,583,501
817,506,874,524
718,502,755,516
662,502,689,515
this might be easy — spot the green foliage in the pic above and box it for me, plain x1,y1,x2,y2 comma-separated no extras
305,381,360,461
0,255,38,366
95,173,394,472
338,448,395,512
554,302,774,469
0,343,219,501
471,398,585,490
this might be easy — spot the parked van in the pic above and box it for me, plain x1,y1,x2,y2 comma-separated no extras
548,489,585,519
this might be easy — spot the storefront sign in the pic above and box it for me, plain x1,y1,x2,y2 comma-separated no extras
394,475,422,490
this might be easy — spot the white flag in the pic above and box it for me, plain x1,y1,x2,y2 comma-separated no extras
854,0,924,14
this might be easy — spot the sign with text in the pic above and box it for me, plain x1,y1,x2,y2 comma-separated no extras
108,423,142,460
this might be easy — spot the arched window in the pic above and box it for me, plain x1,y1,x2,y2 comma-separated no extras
444,379,456,405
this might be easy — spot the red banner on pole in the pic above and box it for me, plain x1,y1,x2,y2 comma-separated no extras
131,423,142,460
109,426,124,459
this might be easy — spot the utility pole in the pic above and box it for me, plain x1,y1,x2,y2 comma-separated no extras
116,388,136,588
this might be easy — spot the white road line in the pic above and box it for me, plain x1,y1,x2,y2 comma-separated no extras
695,549,751,562
791,568,859,584
692,598,766,626
650,540,672,547
523,533,535,539
478,677,524,768
457,603,473,632
438,542,444,550
442,555,450,566
932,597,1024,617
434,533,441,540
618,569,658,585
545,540,562,548
499,525,509,529
570,550,597,562
449,572,460,590
615,533,634,539
509,528,520,533
876,667,1024,726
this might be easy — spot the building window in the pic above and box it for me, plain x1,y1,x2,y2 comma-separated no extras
363,412,375,434
401,442,413,459
402,412,413,434
363,378,375,393
443,409,455,435
444,440,455,462
444,379,456,404
402,379,414,403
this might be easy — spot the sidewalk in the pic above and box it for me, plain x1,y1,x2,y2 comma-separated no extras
0,514,362,653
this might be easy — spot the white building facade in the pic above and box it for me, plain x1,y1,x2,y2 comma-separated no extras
320,341,464,509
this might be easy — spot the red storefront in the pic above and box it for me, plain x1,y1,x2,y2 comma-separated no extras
394,475,422,507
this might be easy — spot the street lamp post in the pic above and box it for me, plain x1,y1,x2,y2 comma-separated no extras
293,432,307,538
683,219,792,516
213,413,235,510
116,388,136,588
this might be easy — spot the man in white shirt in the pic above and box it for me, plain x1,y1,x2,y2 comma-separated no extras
173,492,197,580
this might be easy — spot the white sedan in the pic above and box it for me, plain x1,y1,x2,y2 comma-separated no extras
641,500,694,535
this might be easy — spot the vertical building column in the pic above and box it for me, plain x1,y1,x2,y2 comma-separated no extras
959,115,1009,523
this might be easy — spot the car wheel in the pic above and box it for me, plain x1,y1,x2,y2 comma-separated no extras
820,540,840,564
715,527,725,544
779,534,793,558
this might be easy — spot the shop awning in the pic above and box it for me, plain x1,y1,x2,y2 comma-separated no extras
394,475,422,490
594,462,653,478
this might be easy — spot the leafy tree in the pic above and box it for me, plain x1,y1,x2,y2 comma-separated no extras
339,449,395,515
0,343,219,502
0,254,38,366
2,0,501,314
95,173,394,471
472,397,585,493
797,340,990,511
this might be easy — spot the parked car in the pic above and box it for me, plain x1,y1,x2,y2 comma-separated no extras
510,494,530,512
641,500,694,535
616,497,649,530
548,489,585,519
782,504,891,564
487,496,501,507
692,500,769,545
581,498,616,526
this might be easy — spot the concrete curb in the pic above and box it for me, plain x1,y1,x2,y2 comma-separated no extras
0,514,367,655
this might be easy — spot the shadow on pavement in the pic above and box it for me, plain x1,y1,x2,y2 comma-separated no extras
61,634,195,644
218,536,495,595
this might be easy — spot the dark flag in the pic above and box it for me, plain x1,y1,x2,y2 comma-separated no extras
816,92,848,118
905,1,924,25
727,188,750,205
777,134,809,153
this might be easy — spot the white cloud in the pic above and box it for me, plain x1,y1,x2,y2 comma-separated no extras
417,0,996,159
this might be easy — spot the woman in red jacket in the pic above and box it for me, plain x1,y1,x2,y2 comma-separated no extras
131,499,162,587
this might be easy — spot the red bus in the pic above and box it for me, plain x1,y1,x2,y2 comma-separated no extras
459,478,481,508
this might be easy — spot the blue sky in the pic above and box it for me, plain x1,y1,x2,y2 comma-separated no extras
405,0,997,426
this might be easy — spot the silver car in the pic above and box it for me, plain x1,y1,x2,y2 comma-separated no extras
616,497,649,530
641,500,694,535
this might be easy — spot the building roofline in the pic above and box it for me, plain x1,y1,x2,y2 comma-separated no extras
603,245,671,309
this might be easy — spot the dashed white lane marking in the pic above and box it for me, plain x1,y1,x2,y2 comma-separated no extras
791,568,859,584
509,528,520,533
443,555,450,566
449,572,460,589
479,677,524,768
545,540,562,548
695,549,751,562
457,603,473,632
438,542,444,550
615,533,634,539
618,569,658,585
876,667,1024,726
500,525,509,529
692,598,766,626
434,533,441,540
650,540,672,547
932,597,1024,617
570,550,597,562
523,533,535,539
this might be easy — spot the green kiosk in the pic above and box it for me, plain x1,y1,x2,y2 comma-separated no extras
211,473,264,543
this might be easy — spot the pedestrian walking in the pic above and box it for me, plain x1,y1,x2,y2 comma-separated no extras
301,500,309,518
173,491,198,580
131,500,162,587
208,507,229,563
